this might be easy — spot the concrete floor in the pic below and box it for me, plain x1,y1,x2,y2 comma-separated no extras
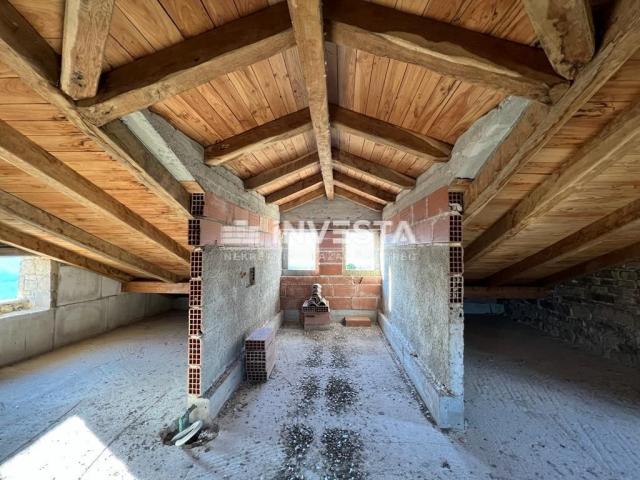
0,312,638,479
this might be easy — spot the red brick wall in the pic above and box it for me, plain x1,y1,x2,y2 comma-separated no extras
280,229,381,312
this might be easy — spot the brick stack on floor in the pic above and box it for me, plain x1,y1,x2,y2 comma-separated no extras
302,283,331,330
245,327,276,383
345,316,371,327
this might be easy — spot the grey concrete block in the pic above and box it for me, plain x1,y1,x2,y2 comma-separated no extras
101,277,121,298
0,309,54,366
54,299,107,348
56,265,101,306
145,294,173,317
106,293,147,329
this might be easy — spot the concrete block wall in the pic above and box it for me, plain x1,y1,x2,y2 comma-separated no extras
380,187,465,429
501,262,640,366
0,263,174,367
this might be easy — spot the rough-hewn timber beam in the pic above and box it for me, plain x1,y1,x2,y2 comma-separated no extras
206,109,313,166
77,3,295,125
265,173,324,204
0,0,193,218
123,281,189,294
463,0,640,222
487,197,640,286
330,104,451,161
0,119,190,265
244,152,319,191
332,148,415,189
522,0,594,80
0,221,132,282
61,0,115,99
464,286,549,299
0,189,181,282
279,186,325,212
334,186,383,211
325,0,567,103
333,171,394,204
287,0,334,199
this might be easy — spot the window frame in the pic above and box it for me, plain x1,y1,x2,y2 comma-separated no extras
343,229,380,276
284,229,319,273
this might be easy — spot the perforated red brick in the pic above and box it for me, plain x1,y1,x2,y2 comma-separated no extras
190,193,205,217
190,248,202,278
450,246,463,275
449,191,464,213
449,276,463,304
188,219,201,246
189,279,202,308
449,214,462,244
188,308,202,336
188,337,201,366
187,366,201,396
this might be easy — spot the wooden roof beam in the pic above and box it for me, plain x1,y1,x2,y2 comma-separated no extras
486,197,640,286
334,186,383,211
123,281,188,294
287,0,334,199
0,189,182,282
324,0,568,103
0,221,132,282
464,286,549,299
332,148,416,190
333,171,395,204
330,104,451,162
466,98,640,266
279,186,325,212
0,119,190,266
265,173,324,204
77,3,295,125
244,152,319,191
522,0,595,80
206,109,313,166
61,0,115,99
463,0,640,223
0,0,192,218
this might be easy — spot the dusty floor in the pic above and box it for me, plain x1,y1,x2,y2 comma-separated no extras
0,312,638,479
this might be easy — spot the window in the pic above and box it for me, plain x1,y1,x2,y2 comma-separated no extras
287,230,317,270
345,230,376,271
0,256,21,301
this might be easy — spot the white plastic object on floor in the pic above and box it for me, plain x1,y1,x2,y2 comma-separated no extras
171,420,203,446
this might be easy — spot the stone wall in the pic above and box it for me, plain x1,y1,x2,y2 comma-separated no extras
19,256,55,308
501,262,640,366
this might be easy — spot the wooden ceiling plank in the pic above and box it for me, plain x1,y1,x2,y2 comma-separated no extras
78,3,296,125
464,286,549,299
265,173,324,204
0,0,192,218
333,171,394,203
334,186,383,211
61,0,115,99
279,186,325,212
487,197,640,286
123,281,189,294
0,221,132,282
463,0,640,223
522,0,595,80
0,189,181,283
324,0,567,103
287,0,334,199
244,151,319,191
465,98,640,266
0,119,190,265
205,109,313,166
332,148,415,189
330,104,451,162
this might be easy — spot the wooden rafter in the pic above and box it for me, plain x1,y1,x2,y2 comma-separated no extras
0,0,192,218
464,0,640,223
332,149,415,190
279,186,325,212
334,186,383,211
244,152,319,191
324,0,567,103
61,0,115,99
265,173,324,204
465,98,640,266
333,171,394,204
0,221,132,282
78,3,295,125
206,109,313,166
330,104,451,162
123,282,189,294
287,0,334,199
486,197,640,286
0,189,181,283
522,0,595,80
0,120,190,265
464,286,549,299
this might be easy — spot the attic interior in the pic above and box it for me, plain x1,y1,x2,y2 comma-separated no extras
0,0,639,478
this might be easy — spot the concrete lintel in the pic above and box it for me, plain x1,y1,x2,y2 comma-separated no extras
383,96,531,218
378,311,464,430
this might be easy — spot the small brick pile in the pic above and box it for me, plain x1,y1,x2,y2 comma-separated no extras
302,283,331,330
245,327,276,383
